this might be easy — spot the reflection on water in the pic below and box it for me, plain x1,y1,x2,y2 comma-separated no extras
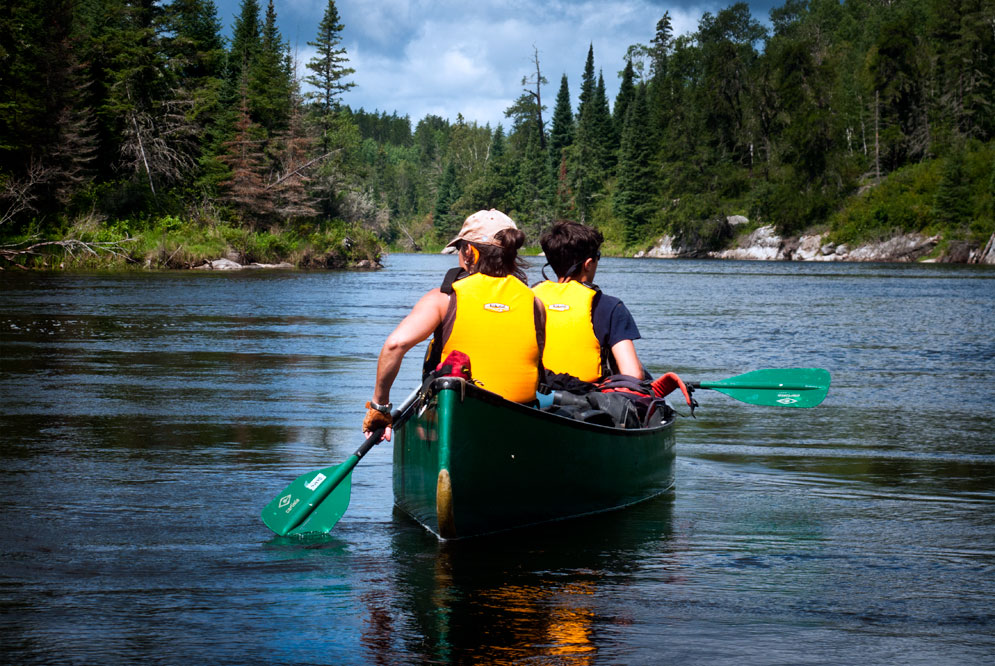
1,259,993,664
382,496,676,665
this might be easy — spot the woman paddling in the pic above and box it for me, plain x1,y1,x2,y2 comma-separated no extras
363,209,545,440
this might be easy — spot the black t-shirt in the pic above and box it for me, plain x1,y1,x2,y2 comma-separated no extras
591,290,641,350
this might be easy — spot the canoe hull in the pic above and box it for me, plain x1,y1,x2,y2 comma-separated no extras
393,378,677,540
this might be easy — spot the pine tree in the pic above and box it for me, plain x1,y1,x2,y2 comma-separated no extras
162,0,225,83
305,0,356,150
434,160,462,239
933,150,971,226
646,12,674,146
614,85,656,246
160,0,226,193
229,0,262,79
594,71,617,168
569,110,599,222
0,0,98,222
577,44,596,118
613,59,636,140
512,128,553,234
221,73,272,226
568,45,610,221
649,12,673,80
250,0,292,133
270,86,318,220
548,74,574,183
490,124,506,160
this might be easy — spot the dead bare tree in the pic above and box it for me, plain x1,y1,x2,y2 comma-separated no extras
0,159,48,228
119,85,199,194
522,45,548,149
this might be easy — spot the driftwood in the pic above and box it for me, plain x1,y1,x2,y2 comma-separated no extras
0,236,138,264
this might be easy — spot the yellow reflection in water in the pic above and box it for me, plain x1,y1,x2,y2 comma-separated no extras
476,581,597,665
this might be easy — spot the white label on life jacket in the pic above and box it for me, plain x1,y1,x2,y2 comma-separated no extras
484,303,510,312
305,473,326,491
548,303,570,311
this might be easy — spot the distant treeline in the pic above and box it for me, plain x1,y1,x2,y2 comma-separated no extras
1,0,994,267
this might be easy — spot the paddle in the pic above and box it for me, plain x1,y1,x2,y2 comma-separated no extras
691,367,830,408
261,385,423,537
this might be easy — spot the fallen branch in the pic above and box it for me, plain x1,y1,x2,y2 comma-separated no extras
164,243,184,266
397,222,421,251
266,150,339,190
0,236,138,264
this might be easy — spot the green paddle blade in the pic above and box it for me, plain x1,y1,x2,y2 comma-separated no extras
260,457,358,536
699,368,830,408
288,472,352,536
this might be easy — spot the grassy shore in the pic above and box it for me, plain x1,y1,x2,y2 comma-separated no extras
0,216,383,270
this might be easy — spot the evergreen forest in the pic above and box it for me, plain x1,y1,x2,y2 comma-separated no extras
1,0,993,268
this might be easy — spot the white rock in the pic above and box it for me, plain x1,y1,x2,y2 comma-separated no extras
644,235,680,258
209,258,243,270
793,233,826,261
713,225,783,260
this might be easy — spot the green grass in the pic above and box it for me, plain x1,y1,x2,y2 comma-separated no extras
1,215,382,270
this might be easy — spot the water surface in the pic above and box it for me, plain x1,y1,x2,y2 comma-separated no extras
2,256,993,664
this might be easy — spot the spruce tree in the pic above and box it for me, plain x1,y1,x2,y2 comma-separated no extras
613,59,636,141
161,0,226,194
578,44,596,118
434,160,462,239
614,85,656,246
221,73,273,226
933,150,971,227
594,71,617,169
305,0,355,150
250,0,292,133
646,12,674,145
230,0,262,81
162,0,225,83
548,74,574,186
512,128,553,234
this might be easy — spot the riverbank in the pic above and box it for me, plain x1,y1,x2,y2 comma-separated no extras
637,222,995,264
0,217,383,271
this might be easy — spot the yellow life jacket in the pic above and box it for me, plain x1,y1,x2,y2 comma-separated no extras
438,272,542,403
532,280,603,382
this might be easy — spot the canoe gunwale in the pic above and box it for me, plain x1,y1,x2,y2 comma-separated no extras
429,377,677,435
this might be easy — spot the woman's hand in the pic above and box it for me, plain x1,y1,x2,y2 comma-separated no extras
363,404,393,441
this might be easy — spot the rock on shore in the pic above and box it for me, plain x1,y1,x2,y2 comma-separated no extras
636,220,983,263
194,259,295,270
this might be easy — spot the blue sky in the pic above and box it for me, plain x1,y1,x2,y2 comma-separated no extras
214,1,780,128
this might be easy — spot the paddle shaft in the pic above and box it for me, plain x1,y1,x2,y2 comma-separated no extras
262,384,423,536
692,382,822,391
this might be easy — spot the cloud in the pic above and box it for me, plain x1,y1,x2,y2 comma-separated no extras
225,0,764,128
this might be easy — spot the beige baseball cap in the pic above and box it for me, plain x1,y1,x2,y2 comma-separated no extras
445,209,518,248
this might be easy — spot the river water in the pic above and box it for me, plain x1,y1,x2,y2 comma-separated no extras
1,255,993,665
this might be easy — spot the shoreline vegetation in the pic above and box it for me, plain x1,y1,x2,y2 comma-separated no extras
2,1,993,272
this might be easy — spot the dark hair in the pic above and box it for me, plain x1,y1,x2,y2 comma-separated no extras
461,228,528,281
539,220,603,279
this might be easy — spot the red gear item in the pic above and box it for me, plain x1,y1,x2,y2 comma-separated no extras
651,372,695,410
435,349,472,380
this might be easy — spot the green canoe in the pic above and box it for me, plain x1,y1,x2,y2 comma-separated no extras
392,377,677,540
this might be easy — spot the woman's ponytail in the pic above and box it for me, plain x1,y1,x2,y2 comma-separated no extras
470,228,529,281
